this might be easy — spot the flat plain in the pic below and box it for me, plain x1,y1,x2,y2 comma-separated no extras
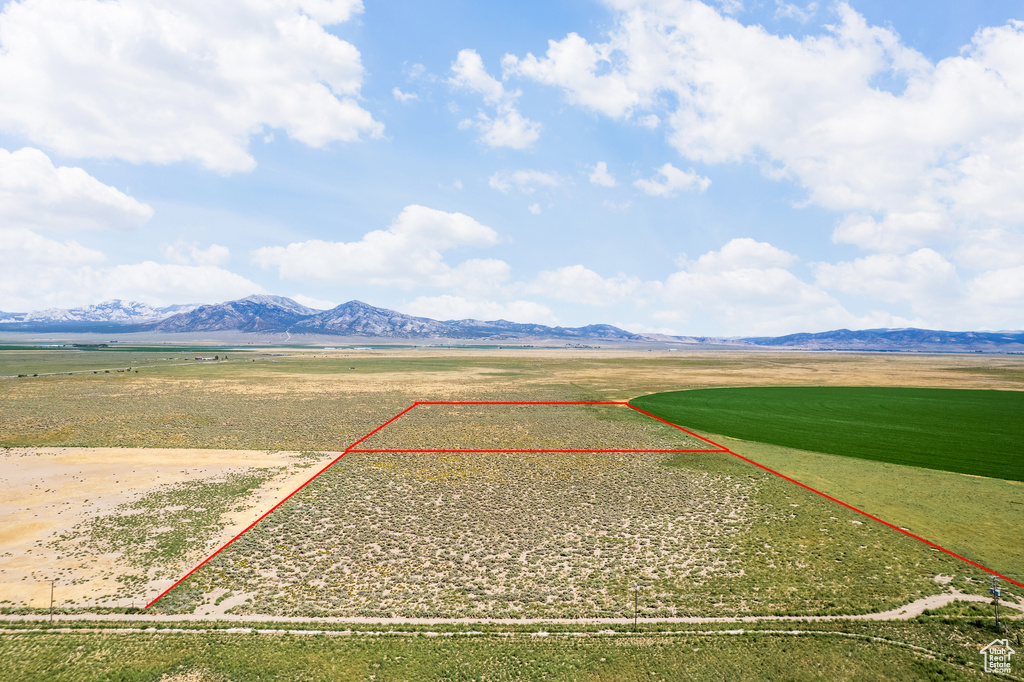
1,345,1022,679
170,444,976,620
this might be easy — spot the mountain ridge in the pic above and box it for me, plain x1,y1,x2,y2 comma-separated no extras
0,299,198,324
742,328,1024,352
1,297,1022,351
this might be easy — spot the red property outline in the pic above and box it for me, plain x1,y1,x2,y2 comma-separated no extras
146,400,1021,608
347,401,728,454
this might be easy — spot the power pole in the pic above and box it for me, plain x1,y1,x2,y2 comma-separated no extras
990,576,1002,632
49,579,55,623
630,583,642,632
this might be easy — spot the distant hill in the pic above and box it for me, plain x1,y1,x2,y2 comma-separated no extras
741,328,1024,352
1,297,1021,351
153,295,321,333
292,301,643,340
292,300,448,337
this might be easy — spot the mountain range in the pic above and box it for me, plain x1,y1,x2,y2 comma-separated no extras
0,299,197,324
1,295,1022,352
0,295,645,342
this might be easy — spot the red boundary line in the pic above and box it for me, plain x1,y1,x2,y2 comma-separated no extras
416,401,627,405
349,449,727,453
353,401,724,454
144,403,418,608
147,400,1021,608
625,404,1023,589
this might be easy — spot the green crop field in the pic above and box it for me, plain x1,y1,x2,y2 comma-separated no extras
631,387,1024,482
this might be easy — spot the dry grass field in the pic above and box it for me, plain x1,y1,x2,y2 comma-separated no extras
176,449,755,618
353,402,714,451
3,348,1023,453
698,435,1024,584
1,347,1021,618
167,442,976,620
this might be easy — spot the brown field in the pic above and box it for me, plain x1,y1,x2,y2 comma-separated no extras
353,402,713,451
173,444,977,620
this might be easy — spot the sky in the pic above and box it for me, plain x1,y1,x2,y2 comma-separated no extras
1,0,1023,336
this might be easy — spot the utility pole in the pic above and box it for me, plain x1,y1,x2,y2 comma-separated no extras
990,576,1002,632
49,579,55,623
630,583,642,632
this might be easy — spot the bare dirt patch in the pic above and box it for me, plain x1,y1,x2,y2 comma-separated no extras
0,447,337,608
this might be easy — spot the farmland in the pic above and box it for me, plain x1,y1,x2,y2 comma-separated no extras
1,346,1023,678
631,387,1024,480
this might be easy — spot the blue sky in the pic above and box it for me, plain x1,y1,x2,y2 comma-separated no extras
1,0,1022,335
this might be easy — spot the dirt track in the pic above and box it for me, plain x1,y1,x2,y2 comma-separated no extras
2,589,1020,627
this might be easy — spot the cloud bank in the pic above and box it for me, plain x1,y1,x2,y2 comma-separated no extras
0,0,381,173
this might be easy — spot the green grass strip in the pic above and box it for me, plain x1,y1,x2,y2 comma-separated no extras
631,387,1024,481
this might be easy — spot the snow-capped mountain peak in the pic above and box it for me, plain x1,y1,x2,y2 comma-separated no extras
17,300,199,323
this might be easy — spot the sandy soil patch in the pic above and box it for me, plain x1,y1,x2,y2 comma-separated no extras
0,447,339,608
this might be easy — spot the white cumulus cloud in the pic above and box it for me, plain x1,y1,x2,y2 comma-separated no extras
634,163,711,197
0,147,154,231
290,294,337,310
251,204,508,291
814,249,961,306
812,249,1024,329
967,266,1024,315
525,265,641,306
0,227,106,268
489,169,566,194
91,262,263,307
0,0,381,173
161,240,231,267
449,49,540,149
392,87,418,103
403,295,557,324
503,1,1024,269
588,161,617,187
503,32,640,119
658,238,868,335
450,49,507,105
0,234,262,311
775,1,818,23
688,237,797,271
